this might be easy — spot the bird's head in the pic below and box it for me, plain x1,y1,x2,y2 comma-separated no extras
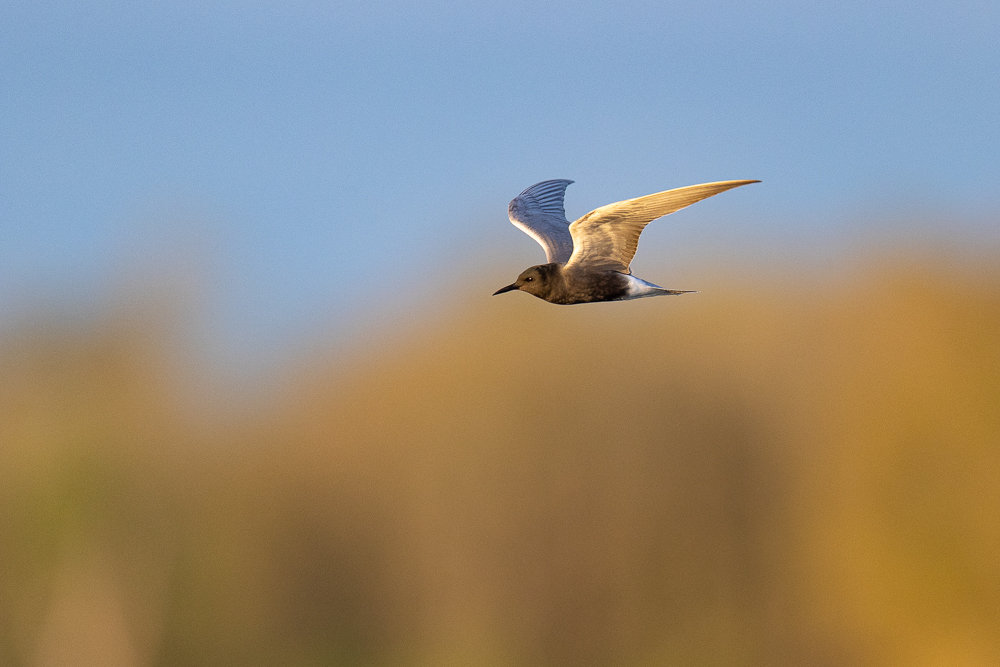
493,264,559,300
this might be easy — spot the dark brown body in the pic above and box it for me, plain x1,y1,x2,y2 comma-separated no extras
494,263,694,304
494,263,632,304
540,264,631,304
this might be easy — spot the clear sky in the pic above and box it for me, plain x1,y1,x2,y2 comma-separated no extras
3,1,998,366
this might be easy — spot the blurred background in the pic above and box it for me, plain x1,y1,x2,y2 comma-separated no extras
2,1,999,666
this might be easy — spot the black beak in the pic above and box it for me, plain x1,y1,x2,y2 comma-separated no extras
493,283,518,295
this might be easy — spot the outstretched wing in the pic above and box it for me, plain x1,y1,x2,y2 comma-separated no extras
507,179,575,264
565,180,759,272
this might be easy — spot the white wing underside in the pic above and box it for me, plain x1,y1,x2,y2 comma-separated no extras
508,178,759,271
507,179,575,264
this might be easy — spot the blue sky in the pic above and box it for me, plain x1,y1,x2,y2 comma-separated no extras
2,1,998,364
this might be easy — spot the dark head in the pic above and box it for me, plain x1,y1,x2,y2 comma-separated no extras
492,263,561,301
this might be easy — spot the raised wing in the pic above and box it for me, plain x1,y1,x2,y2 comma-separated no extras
565,180,759,272
507,179,575,264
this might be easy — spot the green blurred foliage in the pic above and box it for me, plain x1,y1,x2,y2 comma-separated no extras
0,255,998,667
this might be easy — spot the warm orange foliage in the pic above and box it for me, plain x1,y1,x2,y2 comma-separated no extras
1,256,997,667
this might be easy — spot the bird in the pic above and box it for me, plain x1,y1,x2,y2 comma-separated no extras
493,178,759,304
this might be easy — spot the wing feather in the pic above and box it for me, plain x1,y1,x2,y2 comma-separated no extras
565,180,759,272
507,179,575,264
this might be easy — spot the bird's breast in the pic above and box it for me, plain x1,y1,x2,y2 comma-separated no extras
555,269,630,304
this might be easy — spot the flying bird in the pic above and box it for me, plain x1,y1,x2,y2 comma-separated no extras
493,179,759,304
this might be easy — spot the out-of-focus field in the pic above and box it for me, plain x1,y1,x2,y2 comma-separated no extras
1,253,998,667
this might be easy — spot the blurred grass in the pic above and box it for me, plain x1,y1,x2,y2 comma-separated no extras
1,253,998,667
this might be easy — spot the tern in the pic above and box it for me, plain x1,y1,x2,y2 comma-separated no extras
494,178,758,304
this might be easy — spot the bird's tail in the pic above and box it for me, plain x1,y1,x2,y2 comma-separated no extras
623,275,698,299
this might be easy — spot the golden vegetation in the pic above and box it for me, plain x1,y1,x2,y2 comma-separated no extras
1,255,998,667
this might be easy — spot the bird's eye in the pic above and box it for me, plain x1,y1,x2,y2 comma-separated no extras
525,277,533,282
